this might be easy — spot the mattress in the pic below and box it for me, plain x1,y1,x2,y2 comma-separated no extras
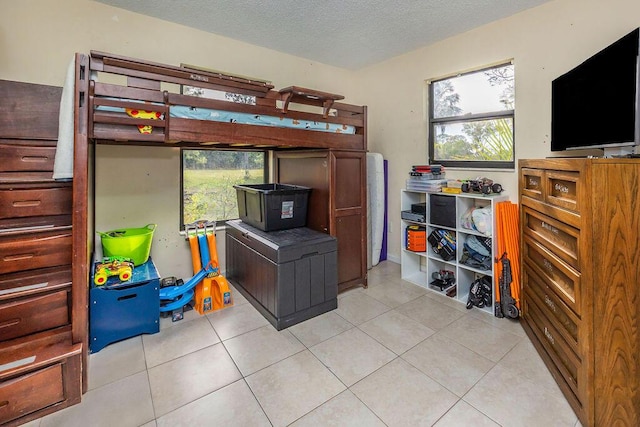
171,105,355,134
95,102,355,134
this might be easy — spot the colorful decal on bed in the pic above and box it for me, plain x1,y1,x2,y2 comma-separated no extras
97,101,355,134
125,108,163,134
170,106,356,134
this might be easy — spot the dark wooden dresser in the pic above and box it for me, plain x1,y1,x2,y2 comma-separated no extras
519,158,639,427
0,79,87,425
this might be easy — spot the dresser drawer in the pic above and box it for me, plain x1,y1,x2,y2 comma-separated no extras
521,168,545,201
0,364,64,424
523,235,581,316
524,265,579,354
0,266,71,301
545,170,580,214
0,344,81,425
0,327,82,425
524,294,581,402
522,206,580,269
0,143,56,173
0,290,70,341
0,228,72,275
0,187,72,220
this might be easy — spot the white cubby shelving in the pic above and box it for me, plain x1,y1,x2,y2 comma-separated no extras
400,189,508,314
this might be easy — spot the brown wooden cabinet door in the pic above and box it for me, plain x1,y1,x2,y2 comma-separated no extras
275,150,367,292
330,150,366,290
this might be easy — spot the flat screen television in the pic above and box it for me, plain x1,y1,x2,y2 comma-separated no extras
551,28,640,155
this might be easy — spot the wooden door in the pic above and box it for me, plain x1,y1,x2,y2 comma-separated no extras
275,150,367,292
330,150,367,291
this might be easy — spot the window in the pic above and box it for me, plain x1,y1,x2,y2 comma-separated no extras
181,149,267,226
428,62,515,169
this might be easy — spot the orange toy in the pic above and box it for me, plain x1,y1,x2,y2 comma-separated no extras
125,108,162,134
187,221,232,315
494,201,520,311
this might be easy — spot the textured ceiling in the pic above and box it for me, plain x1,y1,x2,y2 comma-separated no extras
96,0,552,70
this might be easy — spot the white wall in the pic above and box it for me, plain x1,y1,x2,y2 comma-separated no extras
357,0,640,262
2,0,640,273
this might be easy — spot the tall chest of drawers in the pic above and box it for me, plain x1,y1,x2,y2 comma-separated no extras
0,80,86,425
519,158,639,427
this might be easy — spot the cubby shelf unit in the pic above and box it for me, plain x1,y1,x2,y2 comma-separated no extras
400,189,508,314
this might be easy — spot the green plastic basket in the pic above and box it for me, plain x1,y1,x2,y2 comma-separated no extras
98,224,156,266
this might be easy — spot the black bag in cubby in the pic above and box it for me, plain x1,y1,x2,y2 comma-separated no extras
460,235,492,270
428,229,456,261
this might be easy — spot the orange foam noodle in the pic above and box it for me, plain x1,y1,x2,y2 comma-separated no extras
206,232,219,269
494,201,521,308
188,234,202,273
189,233,207,313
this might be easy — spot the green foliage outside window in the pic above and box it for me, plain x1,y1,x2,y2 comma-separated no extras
429,63,515,168
182,150,265,225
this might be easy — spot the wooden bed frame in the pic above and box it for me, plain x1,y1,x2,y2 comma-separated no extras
87,51,367,151
82,47,370,376
80,50,369,290
0,51,368,422
81,50,369,284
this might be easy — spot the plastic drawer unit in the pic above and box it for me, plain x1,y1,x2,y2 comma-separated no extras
89,258,160,353
225,219,338,330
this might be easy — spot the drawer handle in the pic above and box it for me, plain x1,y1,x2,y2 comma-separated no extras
12,200,41,207
0,400,8,409
0,318,21,329
543,259,554,274
3,254,34,262
117,294,137,301
21,155,50,163
544,295,557,312
544,327,555,345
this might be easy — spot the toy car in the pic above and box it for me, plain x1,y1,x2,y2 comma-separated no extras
94,256,135,286
461,178,503,195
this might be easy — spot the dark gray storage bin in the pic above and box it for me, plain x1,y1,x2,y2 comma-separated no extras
225,219,337,330
430,194,456,228
234,183,311,231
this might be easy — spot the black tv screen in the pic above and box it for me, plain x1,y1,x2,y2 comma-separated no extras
551,28,640,152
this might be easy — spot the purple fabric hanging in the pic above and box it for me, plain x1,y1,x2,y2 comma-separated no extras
379,159,389,262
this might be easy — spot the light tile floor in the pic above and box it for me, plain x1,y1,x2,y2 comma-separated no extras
31,261,581,427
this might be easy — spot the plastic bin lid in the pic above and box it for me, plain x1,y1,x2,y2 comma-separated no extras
226,219,336,263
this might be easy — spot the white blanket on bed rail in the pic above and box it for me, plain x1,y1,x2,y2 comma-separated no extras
53,57,75,180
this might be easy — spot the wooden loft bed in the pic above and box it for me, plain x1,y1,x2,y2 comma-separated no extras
82,50,370,287
0,50,367,422
87,51,367,151
82,51,369,292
